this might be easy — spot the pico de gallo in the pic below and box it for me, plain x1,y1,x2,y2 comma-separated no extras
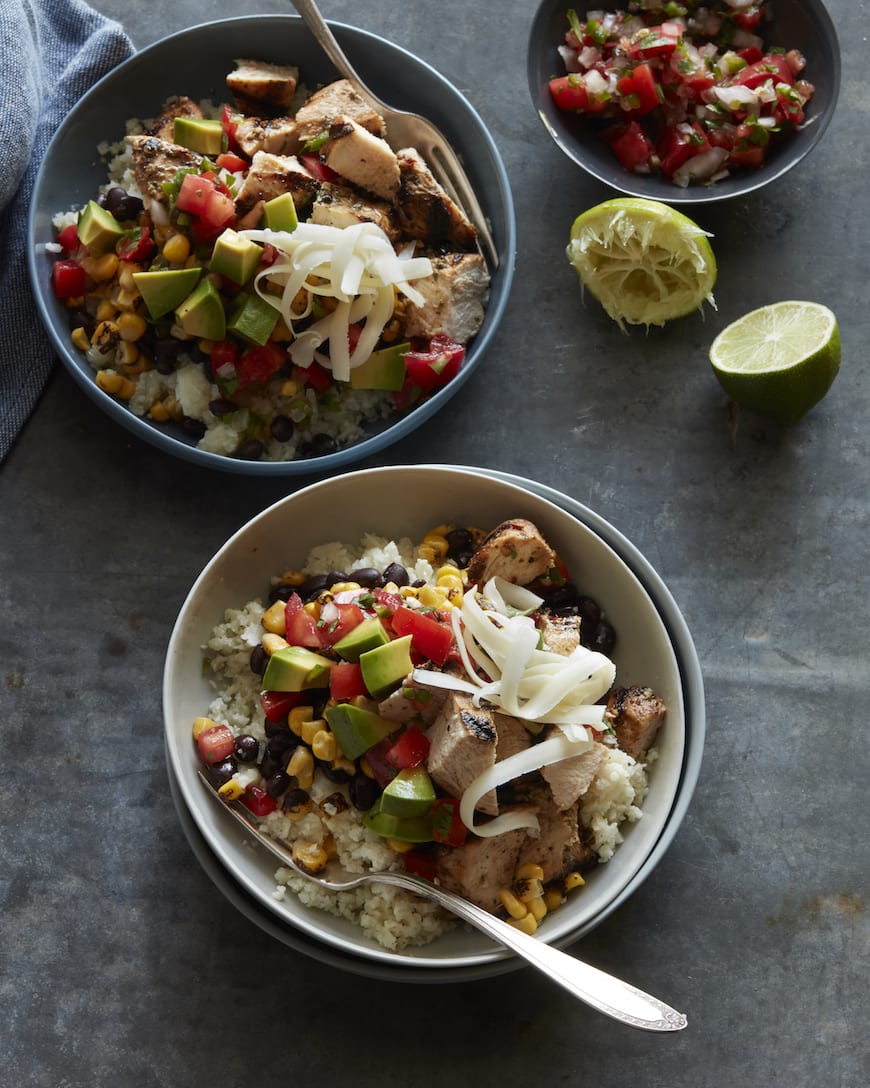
548,2,815,187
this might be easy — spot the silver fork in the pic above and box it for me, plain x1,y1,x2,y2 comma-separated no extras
290,0,499,270
197,772,687,1031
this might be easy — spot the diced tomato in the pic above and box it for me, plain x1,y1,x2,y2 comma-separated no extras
658,122,712,178
402,335,465,391
734,4,763,31
284,593,323,649
318,599,365,647
728,143,765,168
729,120,768,167
603,120,655,172
236,341,286,388
210,339,240,375
774,84,806,125
259,690,305,723
292,361,333,393
737,46,764,65
430,797,467,846
299,152,338,182
216,151,248,173
372,587,403,615
385,725,430,770
176,174,236,238
363,737,398,788
241,784,277,817
117,226,155,262
176,173,213,216
51,259,86,299
390,605,454,665
732,53,794,89
199,187,236,234
392,376,426,413
261,242,281,267
329,661,368,702
548,73,610,113
220,104,240,149
403,850,438,880
617,62,661,116
629,20,682,60
196,723,235,765
56,223,79,253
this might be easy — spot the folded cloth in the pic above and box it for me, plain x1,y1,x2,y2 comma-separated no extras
0,0,133,462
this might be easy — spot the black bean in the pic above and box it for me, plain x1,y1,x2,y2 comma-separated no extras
259,750,283,780
209,397,238,416
348,567,383,588
236,439,264,461
545,584,581,610
349,773,380,812
266,771,292,798
249,645,268,676
104,186,143,221
325,569,348,588
68,307,95,337
299,573,329,601
266,732,296,757
268,583,294,604
270,415,294,442
589,619,616,657
300,690,329,718
382,562,409,587
317,759,351,784
263,717,293,739
208,757,237,786
181,417,206,440
153,338,184,375
578,596,602,625
234,735,260,763
445,528,473,560
300,433,338,457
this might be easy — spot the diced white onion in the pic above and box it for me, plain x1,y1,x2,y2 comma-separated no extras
710,84,761,113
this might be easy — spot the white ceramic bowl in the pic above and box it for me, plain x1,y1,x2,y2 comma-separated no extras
164,466,703,970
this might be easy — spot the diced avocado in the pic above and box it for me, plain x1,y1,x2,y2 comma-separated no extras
263,192,299,233
227,292,280,345
132,266,202,320
173,116,225,156
362,796,433,843
380,766,436,819
210,228,263,286
324,702,396,760
360,635,414,700
262,645,333,692
175,278,226,340
349,342,409,392
77,200,125,256
333,615,390,662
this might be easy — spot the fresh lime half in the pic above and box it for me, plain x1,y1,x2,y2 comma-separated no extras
566,197,717,329
709,301,840,424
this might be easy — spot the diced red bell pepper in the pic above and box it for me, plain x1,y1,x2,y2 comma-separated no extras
51,259,86,299
56,223,80,253
329,661,368,702
284,593,323,649
299,152,338,183
430,797,467,846
236,341,286,389
403,849,438,880
603,120,655,172
402,335,465,391
390,605,455,665
259,690,305,723
196,723,235,765
385,725,430,770
617,62,661,116
241,784,277,817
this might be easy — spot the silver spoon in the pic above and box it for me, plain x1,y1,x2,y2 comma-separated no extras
198,772,687,1031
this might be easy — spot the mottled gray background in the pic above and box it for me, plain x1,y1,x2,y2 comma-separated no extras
3,0,867,1084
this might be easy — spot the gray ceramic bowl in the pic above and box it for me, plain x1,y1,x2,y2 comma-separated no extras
163,465,705,973
527,0,840,203
28,16,515,475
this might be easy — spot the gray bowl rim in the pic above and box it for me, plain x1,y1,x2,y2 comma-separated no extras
526,0,842,204
165,466,705,983
28,14,516,476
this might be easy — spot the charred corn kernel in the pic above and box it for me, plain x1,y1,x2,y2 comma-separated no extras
286,746,315,790
508,912,538,935
149,400,170,422
279,569,306,586
300,717,326,747
116,377,137,400
383,581,400,594
359,756,376,779
95,298,117,323
192,716,222,739
272,319,293,342
329,581,361,594
95,368,124,394
386,838,414,854
162,232,190,265
64,295,85,309
564,871,586,892
499,889,528,921
218,779,245,801
516,863,545,882
92,320,120,354
528,896,548,922
120,351,150,377
332,755,355,777
324,834,338,858
197,339,213,355
515,877,544,903
318,791,348,818
279,379,298,397
350,695,376,711
288,705,314,736
422,532,449,558
80,251,119,282
110,287,140,313
261,632,288,656
380,316,401,343
417,544,439,564
165,395,183,421
417,584,448,609
117,263,139,292
436,563,463,580
291,840,329,874
544,887,565,912
262,599,287,635
435,574,463,598
303,600,320,619
282,788,313,817
399,585,418,599
311,729,337,762
117,311,147,342
116,341,140,368
71,326,91,352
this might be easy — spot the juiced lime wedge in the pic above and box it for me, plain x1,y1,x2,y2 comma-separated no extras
567,198,717,328
709,301,840,424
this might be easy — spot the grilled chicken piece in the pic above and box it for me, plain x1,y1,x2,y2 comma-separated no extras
517,782,594,883
234,115,299,158
310,181,400,241
233,151,319,216
538,613,581,657
319,117,400,202
465,519,556,589
377,670,448,726
294,79,387,145
606,686,666,760
541,737,608,810
149,96,203,142
434,826,528,914
401,253,490,344
126,135,202,206
396,147,477,250
227,58,300,114
426,693,531,816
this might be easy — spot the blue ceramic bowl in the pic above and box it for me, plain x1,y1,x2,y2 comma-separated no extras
28,16,515,475
527,0,840,203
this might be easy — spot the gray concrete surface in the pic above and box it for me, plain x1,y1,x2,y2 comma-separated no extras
3,0,867,1084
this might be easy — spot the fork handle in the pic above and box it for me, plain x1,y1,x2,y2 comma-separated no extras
291,0,383,112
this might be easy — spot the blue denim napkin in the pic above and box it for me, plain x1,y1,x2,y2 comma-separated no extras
0,0,132,462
